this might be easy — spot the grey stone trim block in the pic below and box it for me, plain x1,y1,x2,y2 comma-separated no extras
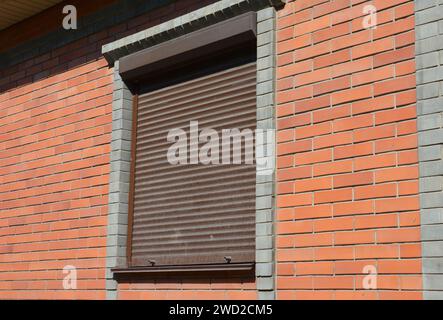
424,291,443,300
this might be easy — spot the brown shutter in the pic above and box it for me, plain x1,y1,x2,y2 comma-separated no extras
130,62,257,267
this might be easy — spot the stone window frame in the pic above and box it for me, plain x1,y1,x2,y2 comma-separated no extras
102,0,286,300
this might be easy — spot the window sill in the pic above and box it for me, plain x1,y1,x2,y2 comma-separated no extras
112,263,255,278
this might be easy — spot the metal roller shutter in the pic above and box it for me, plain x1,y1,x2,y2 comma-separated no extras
129,62,257,267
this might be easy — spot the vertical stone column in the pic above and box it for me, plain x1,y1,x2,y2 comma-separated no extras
256,6,277,300
415,0,443,300
105,61,134,300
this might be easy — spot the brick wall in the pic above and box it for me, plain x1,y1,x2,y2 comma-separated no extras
0,0,257,300
0,47,112,299
275,0,422,299
0,0,433,300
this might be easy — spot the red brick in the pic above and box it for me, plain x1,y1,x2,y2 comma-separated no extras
352,37,395,59
294,41,331,62
335,260,377,274
314,49,351,69
313,104,351,123
396,89,416,106
313,76,351,96
278,166,312,182
294,15,330,37
375,196,419,213
333,200,373,216
374,75,416,96
378,259,421,274
278,193,313,208
396,30,415,48
296,122,332,139
313,0,351,18
400,243,422,258
278,60,312,79
352,65,395,86
278,220,313,235
333,114,373,132
294,95,331,113
278,34,312,54
278,113,311,129
355,154,399,171
277,249,314,262
373,16,414,40
375,106,416,125
355,245,399,259
314,188,353,204
374,45,414,67
352,95,395,115
278,139,312,155
355,183,397,200
314,246,354,260
293,233,334,248
313,22,350,44
314,132,353,149
294,68,331,87
398,181,419,195
314,217,354,232
333,172,373,188
314,159,353,176
313,276,354,289
397,119,418,136
294,149,332,166
377,227,420,243
278,277,313,289
278,86,313,104
396,60,416,76
296,262,334,275
331,85,372,105
294,177,332,193
334,230,375,245
375,135,418,153
354,125,396,143
331,57,372,78
294,204,333,219
334,142,373,160
354,214,398,229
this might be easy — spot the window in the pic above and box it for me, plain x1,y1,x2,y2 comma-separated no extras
121,12,258,271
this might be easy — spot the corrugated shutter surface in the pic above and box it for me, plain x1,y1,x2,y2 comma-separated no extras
131,62,257,267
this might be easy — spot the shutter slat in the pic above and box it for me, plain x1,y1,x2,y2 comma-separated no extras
135,165,255,185
137,77,256,117
131,62,257,267
137,63,256,104
136,106,257,139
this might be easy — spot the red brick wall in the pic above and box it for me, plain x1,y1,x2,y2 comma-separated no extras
275,0,421,299
0,0,256,300
0,0,423,300
0,53,112,299
117,279,256,300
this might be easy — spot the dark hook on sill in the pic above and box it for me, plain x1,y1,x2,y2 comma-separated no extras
148,260,156,266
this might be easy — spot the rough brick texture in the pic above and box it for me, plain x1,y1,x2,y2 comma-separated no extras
276,0,422,300
0,0,433,300
0,0,258,300
415,0,443,300
0,45,112,300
